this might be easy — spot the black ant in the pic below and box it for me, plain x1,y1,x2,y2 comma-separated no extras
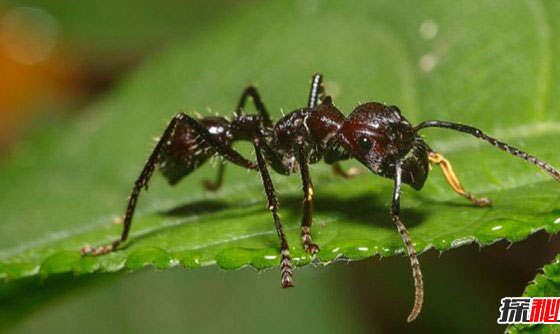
82,73,560,322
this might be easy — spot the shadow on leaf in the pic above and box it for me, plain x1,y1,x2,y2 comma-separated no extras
279,192,426,229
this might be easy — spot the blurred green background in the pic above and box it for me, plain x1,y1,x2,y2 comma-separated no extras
0,0,559,333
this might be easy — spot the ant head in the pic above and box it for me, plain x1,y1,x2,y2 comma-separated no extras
338,102,415,173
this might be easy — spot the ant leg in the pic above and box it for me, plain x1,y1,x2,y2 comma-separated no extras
254,140,294,288
331,162,363,179
235,86,273,128
203,163,225,192
428,152,492,207
178,114,256,169
204,142,286,189
82,113,256,256
391,159,423,322
296,147,320,254
415,121,560,182
236,73,325,125
307,73,324,108
259,140,291,175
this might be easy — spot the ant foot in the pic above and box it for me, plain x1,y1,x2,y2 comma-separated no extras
280,249,294,288
281,272,294,288
465,192,492,207
473,197,492,207
203,180,220,192
301,227,320,254
344,166,363,178
303,241,320,255
81,244,114,256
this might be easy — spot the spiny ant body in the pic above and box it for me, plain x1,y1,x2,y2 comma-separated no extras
82,74,560,322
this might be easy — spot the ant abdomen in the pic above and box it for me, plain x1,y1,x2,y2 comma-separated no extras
159,116,232,185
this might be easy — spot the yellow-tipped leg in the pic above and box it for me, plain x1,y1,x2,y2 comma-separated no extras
332,162,363,179
428,152,492,207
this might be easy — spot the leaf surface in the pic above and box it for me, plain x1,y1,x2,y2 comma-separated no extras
1,0,560,282
508,254,560,334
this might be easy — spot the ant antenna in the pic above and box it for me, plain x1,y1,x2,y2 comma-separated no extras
414,120,560,181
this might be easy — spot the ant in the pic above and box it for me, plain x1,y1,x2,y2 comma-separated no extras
82,73,560,322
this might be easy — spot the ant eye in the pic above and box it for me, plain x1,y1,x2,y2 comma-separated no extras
358,136,372,152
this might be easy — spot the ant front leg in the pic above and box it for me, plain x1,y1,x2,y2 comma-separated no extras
82,113,256,256
324,142,362,179
296,146,320,254
428,151,492,207
331,162,363,179
254,140,294,288
391,159,424,322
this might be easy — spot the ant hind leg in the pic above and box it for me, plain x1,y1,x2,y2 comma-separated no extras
235,86,272,128
82,113,256,256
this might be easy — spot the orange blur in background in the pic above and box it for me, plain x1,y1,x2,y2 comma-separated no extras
0,6,90,156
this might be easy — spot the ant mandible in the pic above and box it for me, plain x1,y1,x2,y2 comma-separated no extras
82,73,560,322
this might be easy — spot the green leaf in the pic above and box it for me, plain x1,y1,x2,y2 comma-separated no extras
508,254,560,334
1,0,560,281
2,0,244,59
